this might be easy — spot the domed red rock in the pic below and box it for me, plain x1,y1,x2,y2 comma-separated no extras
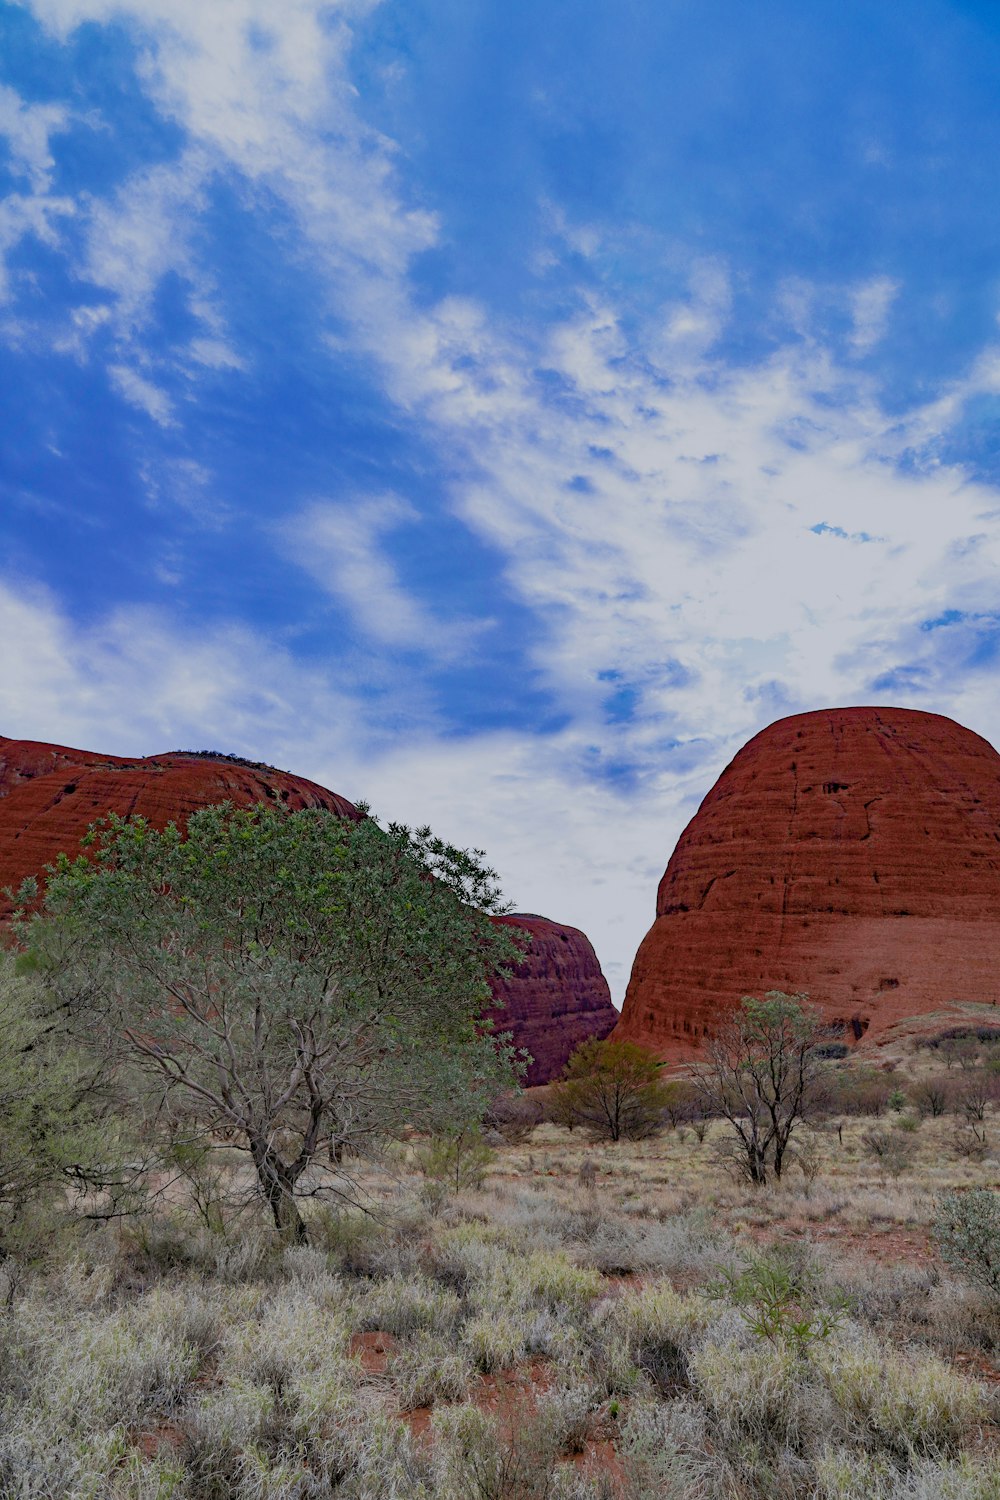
616,707,1000,1059
487,914,618,1086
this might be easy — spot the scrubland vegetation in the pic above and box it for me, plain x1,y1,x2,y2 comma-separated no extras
4,805,1000,1497
2,1052,1000,1500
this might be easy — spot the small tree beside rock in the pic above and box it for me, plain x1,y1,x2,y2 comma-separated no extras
552,1037,672,1142
690,991,824,1187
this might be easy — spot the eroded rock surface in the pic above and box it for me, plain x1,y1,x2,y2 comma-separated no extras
488,914,618,1086
616,707,1000,1059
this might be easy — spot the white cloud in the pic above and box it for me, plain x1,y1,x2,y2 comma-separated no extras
0,574,357,764
0,83,69,191
108,361,175,424
848,275,898,354
280,496,488,657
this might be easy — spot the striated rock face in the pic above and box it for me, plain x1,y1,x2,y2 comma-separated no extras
616,707,1000,1060
0,736,359,918
0,735,618,1083
487,914,618,1086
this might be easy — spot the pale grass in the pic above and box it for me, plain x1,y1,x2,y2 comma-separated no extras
817,1329,992,1456
0,1065,996,1497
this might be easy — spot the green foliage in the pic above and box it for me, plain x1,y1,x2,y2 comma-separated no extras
933,1189,1000,1299
20,802,524,1243
552,1037,672,1142
415,1126,494,1209
0,949,129,1264
704,1252,844,1353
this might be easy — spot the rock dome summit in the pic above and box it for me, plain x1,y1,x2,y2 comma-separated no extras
616,707,1000,1059
0,735,616,1083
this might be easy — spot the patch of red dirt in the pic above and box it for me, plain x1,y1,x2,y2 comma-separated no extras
131,1419,185,1460
349,1329,397,1376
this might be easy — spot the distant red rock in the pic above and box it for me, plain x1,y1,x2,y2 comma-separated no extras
616,707,1000,1060
0,735,617,1082
0,736,359,917
487,914,618,1085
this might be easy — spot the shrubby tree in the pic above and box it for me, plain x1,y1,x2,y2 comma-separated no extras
690,991,823,1186
934,1189,1000,1299
0,949,126,1262
20,803,524,1243
552,1037,672,1142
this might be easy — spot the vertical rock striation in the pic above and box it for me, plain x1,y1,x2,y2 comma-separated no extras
616,707,1000,1059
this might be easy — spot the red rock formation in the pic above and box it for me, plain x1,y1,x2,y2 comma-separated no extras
0,736,358,917
0,736,618,1082
616,707,1000,1060
488,914,618,1086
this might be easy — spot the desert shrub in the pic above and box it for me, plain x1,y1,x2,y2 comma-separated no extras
816,1449,1000,1499
360,1274,461,1337
951,1120,990,1161
954,1072,999,1122
389,1330,472,1408
828,1258,937,1337
416,1127,495,1208
307,1208,386,1276
552,1038,672,1142
704,1250,844,1352
861,1127,917,1178
818,1332,989,1457
618,1209,728,1279
487,1093,543,1145
829,1068,891,1117
518,1252,603,1316
596,1283,708,1396
462,1310,532,1372
912,1079,952,1118
933,1190,1000,1299
334,1411,436,1500
615,1398,710,1498
432,1401,564,1500
689,1327,821,1452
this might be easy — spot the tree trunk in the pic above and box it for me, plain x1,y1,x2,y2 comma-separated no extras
250,1137,308,1245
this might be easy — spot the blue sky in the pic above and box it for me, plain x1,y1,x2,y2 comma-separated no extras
3,0,1000,999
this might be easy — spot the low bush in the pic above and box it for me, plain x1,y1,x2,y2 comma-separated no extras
818,1332,989,1458
934,1190,1000,1300
432,1400,565,1500
360,1274,461,1337
689,1328,821,1453
389,1330,472,1408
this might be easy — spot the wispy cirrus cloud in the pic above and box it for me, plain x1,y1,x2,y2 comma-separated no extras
280,495,489,657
